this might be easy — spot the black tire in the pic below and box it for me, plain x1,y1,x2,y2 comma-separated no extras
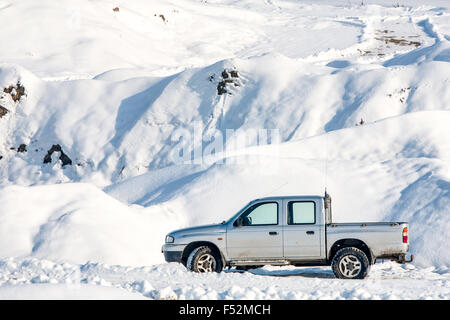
331,247,370,279
186,246,223,273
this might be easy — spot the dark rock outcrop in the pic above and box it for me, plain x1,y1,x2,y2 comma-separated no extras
43,144,72,167
216,69,240,95
3,82,26,102
0,105,7,118
17,144,27,153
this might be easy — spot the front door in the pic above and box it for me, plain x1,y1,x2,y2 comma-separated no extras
227,201,283,260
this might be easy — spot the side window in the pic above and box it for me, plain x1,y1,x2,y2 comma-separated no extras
238,202,278,226
288,201,315,225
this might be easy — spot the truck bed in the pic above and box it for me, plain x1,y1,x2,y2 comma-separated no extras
326,221,409,259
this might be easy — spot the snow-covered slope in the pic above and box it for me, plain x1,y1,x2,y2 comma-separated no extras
0,0,449,299
2,44,450,186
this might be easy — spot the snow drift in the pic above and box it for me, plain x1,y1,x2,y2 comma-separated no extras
2,44,450,186
0,183,184,266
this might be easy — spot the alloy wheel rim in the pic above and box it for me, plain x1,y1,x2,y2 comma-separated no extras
197,253,216,272
338,254,362,278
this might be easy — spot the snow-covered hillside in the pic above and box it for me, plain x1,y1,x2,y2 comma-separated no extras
0,0,449,299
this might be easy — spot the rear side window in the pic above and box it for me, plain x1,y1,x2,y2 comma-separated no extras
288,201,316,225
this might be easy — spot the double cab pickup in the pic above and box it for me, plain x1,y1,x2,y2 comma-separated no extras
162,193,412,279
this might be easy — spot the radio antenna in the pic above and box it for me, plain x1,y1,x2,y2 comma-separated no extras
324,130,329,194
323,131,332,223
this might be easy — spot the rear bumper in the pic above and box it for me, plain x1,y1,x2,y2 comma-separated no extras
376,252,414,263
395,253,414,263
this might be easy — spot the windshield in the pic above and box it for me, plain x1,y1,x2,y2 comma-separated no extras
224,201,253,224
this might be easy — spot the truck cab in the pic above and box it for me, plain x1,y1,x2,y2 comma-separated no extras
226,196,325,263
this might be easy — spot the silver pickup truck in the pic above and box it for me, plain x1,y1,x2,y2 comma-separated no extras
162,193,413,279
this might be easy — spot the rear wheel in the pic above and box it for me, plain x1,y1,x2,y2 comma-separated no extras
331,247,370,279
186,246,223,273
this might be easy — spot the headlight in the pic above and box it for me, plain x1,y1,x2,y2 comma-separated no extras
165,235,174,243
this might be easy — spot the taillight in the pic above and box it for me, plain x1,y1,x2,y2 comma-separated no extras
402,227,408,243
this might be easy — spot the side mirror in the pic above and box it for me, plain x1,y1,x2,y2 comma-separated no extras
234,217,243,227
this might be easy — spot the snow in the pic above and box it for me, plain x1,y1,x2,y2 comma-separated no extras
0,183,183,266
0,0,449,299
0,283,147,300
0,257,448,300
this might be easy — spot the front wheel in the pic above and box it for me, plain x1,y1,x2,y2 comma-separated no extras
331,247,370,279
186,246,223,273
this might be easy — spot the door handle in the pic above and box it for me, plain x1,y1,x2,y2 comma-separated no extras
306,231,314,235
269,231,278,235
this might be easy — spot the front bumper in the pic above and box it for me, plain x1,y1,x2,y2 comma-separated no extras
162,244,186,263
164,250,183,263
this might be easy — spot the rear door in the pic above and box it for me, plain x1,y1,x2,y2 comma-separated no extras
283,199,323,259
226,201,283,260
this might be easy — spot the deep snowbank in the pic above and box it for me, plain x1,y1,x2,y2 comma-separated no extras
0,183,184,266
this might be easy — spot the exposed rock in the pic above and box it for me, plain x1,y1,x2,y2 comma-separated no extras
17,144,27,153
59,153,73,167
229,70,239,78
154,14,166,23
0,105,8,118
43,144,72,167
217,81,228,95
216,69,241,95
3,82,26,102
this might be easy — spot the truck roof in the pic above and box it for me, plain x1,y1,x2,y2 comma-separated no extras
254,195,324,202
